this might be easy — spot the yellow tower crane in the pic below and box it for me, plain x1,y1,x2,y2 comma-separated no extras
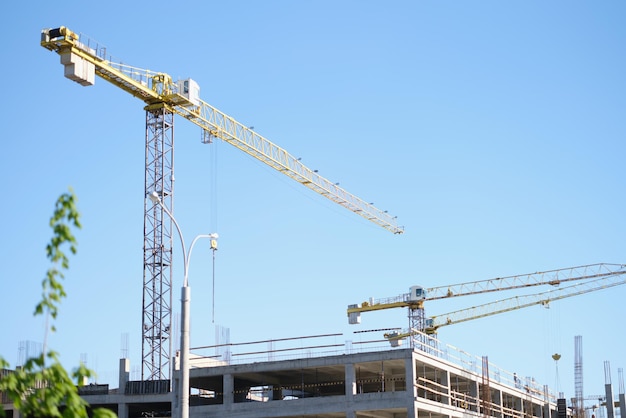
41,26,403,382
347,263,626,348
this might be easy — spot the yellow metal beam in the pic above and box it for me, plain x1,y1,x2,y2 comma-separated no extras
40,26,403,234
347,301,416,314
427,271,626,333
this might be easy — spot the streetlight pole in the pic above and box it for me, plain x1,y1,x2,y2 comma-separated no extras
148,191,218,418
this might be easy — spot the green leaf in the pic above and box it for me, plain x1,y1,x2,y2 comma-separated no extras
0,190,115,417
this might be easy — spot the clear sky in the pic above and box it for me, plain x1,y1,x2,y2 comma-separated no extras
1,0,624,405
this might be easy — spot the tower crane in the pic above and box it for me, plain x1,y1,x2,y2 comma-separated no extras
347,263,626,347
41,26,403,382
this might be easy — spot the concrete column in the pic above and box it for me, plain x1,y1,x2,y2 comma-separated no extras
271,385,282,400
605,383,615,418
116,358,130,418
117,402,129,418
407,354,417,418
118,358,130,391
345,363,356,396
224,374,234,405
406,355,417,399
171,360,180,418
345,362,356,417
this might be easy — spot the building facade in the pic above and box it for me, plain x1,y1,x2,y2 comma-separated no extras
2,336,567,418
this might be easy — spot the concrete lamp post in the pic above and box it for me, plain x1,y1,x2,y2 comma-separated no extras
148,191,218,418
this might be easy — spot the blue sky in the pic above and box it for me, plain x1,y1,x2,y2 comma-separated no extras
1,0,625,403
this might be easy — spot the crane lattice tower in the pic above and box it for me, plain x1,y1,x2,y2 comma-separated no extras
40,26,403,382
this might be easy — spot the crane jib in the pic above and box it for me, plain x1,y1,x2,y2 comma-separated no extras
41,24,404,385
347,263,626,346
40,26,403,235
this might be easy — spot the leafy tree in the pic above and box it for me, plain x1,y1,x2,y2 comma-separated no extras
0,189,117,418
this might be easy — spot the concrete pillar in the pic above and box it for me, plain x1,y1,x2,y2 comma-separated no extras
407,354,418,418
116,358,130,418
345,362,356,417
117,402,129,418
171,361,180,418
345,363,356,396
118,358,130,391
406,356,417,399
271,385,282,400
224,374,234,405
605,383,615,418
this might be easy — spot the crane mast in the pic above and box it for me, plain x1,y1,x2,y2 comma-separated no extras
41,26,403,382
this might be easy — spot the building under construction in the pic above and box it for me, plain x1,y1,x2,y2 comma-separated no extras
2,332,570,418
5,26,623,418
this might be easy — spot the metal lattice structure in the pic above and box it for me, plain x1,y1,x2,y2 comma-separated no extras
348,264,626,348
482,356,492,418
574,335,584,418
142,107,175,380
40,26,403,382
407,307,425,349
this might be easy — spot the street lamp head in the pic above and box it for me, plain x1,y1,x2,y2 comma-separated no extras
209,233,219,239
148,191,161,204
